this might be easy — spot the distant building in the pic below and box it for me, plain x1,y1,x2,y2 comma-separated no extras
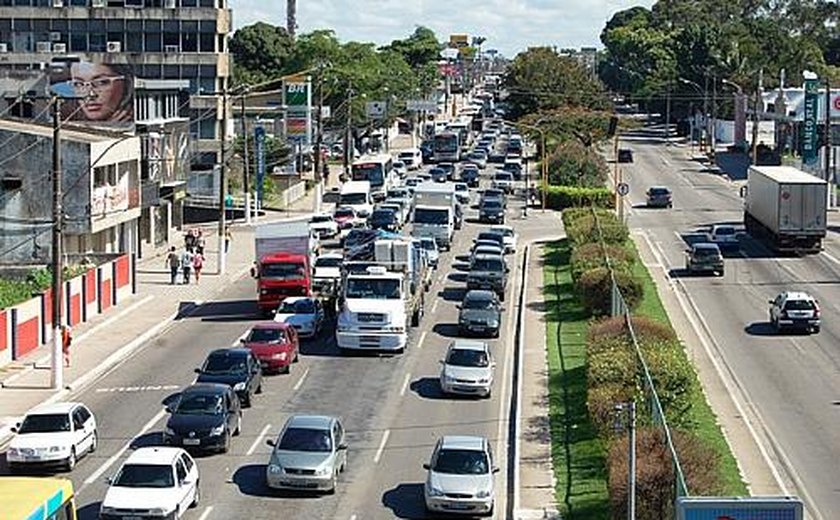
559,47,598,80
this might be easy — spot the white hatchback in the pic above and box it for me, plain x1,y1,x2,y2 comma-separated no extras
7,402,97,472
100,447,199,519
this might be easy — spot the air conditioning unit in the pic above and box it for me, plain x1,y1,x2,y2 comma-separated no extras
106,41,121,53
91,0,106,6
0,43,8,53
164,45,179,53
49,32,61,41
52,43,66,53
36,41,52,53
52,0,63,7
164,0,176,7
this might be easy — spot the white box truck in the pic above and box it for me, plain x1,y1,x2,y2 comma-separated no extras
742,166,827,253
412,182,459,250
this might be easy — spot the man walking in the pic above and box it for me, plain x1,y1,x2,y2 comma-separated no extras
166,246,180,285
181,248,194,285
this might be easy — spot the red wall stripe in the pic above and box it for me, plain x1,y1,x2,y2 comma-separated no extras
16,317,39,357
115,255,129,288
70,293,81,326
0,310,7,352
101,280,112,311
85,269,97,304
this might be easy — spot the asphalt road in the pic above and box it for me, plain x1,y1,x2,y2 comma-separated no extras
1,157,535,519
620,129,840,520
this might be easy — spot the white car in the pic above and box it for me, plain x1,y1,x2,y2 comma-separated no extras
100,447,199,519
398,148,422,170
707,224,739,251
274,296,325,338
424,435,498,516
453,183,471,205
439,340,495,397
489,225,517,253
492,171,514,194
313,253,343,294
393,160,408,178
309,214,339,239
6,402,97,472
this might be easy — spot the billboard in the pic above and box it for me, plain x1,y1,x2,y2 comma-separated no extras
449,34,469,48
677,497,804,520
50,60,135,128
802,79,819,166
146,121,190,185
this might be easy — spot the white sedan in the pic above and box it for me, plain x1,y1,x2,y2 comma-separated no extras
309,214,339,239
489,225,517,253
707,224,739,251
274,296,325,338
6,402,97,472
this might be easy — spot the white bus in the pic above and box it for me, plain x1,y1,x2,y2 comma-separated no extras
352,154,394,201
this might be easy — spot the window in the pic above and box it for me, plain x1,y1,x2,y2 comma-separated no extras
175,460,187,483
69,33,87,52
89,33,106,52
198,117,215,140
126,31,142,52
182,32,197,52
180,453,193,472
77,406,91,422
198,77,215,94
198,33,214,52
144,32,162,52
69,19,87,32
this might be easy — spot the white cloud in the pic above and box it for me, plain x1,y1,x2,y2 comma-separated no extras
229,0,655,57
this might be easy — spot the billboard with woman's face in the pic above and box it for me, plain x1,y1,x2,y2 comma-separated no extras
50,61,134,127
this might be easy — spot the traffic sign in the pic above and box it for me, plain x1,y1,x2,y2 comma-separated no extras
617,182,630,196
365,101,387,119
406,99,438,112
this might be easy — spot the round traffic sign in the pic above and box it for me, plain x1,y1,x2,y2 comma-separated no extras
617,182,630,196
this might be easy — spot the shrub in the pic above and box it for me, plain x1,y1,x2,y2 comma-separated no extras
588,344,636,389
571,243,635,283
608,427,723,520
542,185,614,210
587,383,637,437
565,213,629,247
578,267,643,316
547,140,609,187
561,207,597,228
642,345,697,426
589,316,677,346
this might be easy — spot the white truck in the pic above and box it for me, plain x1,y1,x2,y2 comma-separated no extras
412,182,458,250
742,166,827,254
336,238,426,353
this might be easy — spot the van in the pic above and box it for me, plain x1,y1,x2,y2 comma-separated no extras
339,181,373,218
503,157,523,181
397,148,423,170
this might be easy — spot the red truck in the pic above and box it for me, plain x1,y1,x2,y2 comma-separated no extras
253,220,319,316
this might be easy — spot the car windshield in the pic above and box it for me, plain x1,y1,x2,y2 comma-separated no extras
398,153,413,160
421,240,436,251
277,299,316,314
430,168,445,177
315,256,342,268
433,449,490,475
463,296,495,310
261,263,306,280
714,227,735,236
278,427,332,453
477,234,502,244
311,215,332,223
447,348,490,367
371,211,395,223
18,413,71,434
649,188,670,196
495,172,513,181
202,354,247,375
784,299,816,311
345,278,401,299
414,208,449,225
334,208,354,219
481,200,502,209
484,190,503,198
174,393,223,415
113,464,175,488
693,247,720,258
455,184,467,192
340,193,368,205
406,178,420,186
472,259,503,272
387,190,407,199
247,327,286,343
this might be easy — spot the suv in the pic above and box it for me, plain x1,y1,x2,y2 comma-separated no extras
768,291,821,334
467,254,509,301
460,164,480,187
685,243,724,276
646,186,673,208
438,162,456,181
458,290,502,338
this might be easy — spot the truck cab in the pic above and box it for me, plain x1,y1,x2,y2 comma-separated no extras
255,253,311,316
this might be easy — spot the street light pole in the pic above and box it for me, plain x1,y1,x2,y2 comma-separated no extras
217,87,228,275
50,96,63,390
344,83,354,178
314,68,325,214
240,95,251,225
751,69,763,165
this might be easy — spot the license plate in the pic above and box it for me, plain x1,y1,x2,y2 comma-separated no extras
122,516,143,520
448,503,471,510
183,438,200,446
260,361,269,367
472,326,485,332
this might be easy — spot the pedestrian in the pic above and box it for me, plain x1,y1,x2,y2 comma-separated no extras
181,248,194,285
61,325,72,367
195,229,205,256
166,246,180,285
323,162,330,186
224,228,232,254
192,250,204,283
184,229,196,252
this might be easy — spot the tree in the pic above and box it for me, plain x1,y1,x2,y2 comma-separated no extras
383,26,443,70
521,108,613,148
229,23,295,86
546,140,609,187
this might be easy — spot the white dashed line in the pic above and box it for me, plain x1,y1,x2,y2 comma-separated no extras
247,423,272,456
431,299,439,314
417,331,427,350
198,506,214,520
400,373,411,396
374,429,391,464
293,367,310,391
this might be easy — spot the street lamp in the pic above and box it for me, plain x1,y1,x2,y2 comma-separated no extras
678,77,706,152
504,119,546,213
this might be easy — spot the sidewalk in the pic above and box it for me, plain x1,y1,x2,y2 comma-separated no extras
0,183,328,444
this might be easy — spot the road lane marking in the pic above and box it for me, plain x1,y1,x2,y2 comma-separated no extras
350,515,357,520
95,384,180,393
293,367,310,391
822,251,840,266
400,373,411,396
417,331,427,350
83,408,168,487
247,423,272,456
198,506,214,520
431,299,439,314
373,429,391,464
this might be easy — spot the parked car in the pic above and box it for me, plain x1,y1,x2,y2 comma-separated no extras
241,321,299,373
439,339,495,396
458,290,502,338
6,402,97,472
265,415,348,494
685,242,724,276
768,291,821,334
646,186,673,208
99,447,199,520
309,214,339,239
707,224,739,251
488,225,517,253
423,435,498,516
163,383,242,453
419,237,440,268
273,296,325,339
194,348,263,407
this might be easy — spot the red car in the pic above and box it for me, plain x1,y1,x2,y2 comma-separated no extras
333,206,358,229
241,322,299,373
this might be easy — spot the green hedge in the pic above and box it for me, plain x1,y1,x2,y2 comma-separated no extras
542,185,614,210
578,267,643,316
570,243,635,284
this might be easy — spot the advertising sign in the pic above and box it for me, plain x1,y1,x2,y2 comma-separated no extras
283,78,311,146
286,117,308,142
677,497,804,520
449,34,469,48
406,99,438,112
285,81,309,108
366,101,387,119
802,78,819,166
50,60,135,128
255,126,266,203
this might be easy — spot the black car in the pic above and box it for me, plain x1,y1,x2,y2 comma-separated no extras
343,228,377,253
475,232,506,251
163,383,242,453
479,199,505,223
195,348,263,407
617,148,633,163
369,208,399,232
420,141,434,163
481,188,507,208
438,162,456,181
458,290,502,337
646,186,673,208
460,165,480,187
429,167,447,183
467,254,509,301
488,150,506,164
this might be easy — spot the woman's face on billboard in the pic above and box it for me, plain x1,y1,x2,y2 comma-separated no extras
70,62,126,121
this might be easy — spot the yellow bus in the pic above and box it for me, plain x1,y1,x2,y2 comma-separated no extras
0,476,76,520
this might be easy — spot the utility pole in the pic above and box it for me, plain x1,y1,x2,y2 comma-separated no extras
627,401,636,520
217,87,228,275
314,68,324,213
241,95,251,225
711,73,717,160
703,73,709,152
50,97,63,390
343,84,353,178
751,69,763,165
665,77,672,144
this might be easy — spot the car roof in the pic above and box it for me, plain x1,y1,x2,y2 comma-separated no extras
251,321,293,330
489,225,513,233
473,253,503,261
649,185,670,191
317,253,344,260
449,339,489,352
123,446,185,466
207,347,251,358
779,291,815,301
281,296,314,304
439,435,487,451
465,289,496,300
693,242,720,250
27,402,83,415
182,382,230,395
284,414,337,430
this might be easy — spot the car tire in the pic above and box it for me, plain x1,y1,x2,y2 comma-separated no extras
813,326,821,334
191,483,200,508
65,448,76,472
221,432,231,453
235,413,242,436
89,430,98,453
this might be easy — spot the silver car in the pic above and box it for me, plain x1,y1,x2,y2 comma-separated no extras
265,415,347,493
424,435,498,516
439,340,495,397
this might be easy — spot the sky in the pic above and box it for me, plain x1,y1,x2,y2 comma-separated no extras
229,0,656,58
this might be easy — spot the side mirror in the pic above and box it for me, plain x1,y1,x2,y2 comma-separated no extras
438,359,445,364
194,368,201,374
493,467,500,474
10,426,17,433
266,438,276,447
338,443,348,450
165,406,173,414
105,477,113,485
455,304,461,309
240,338,246,344
768,299,774,305
423,463,431,470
